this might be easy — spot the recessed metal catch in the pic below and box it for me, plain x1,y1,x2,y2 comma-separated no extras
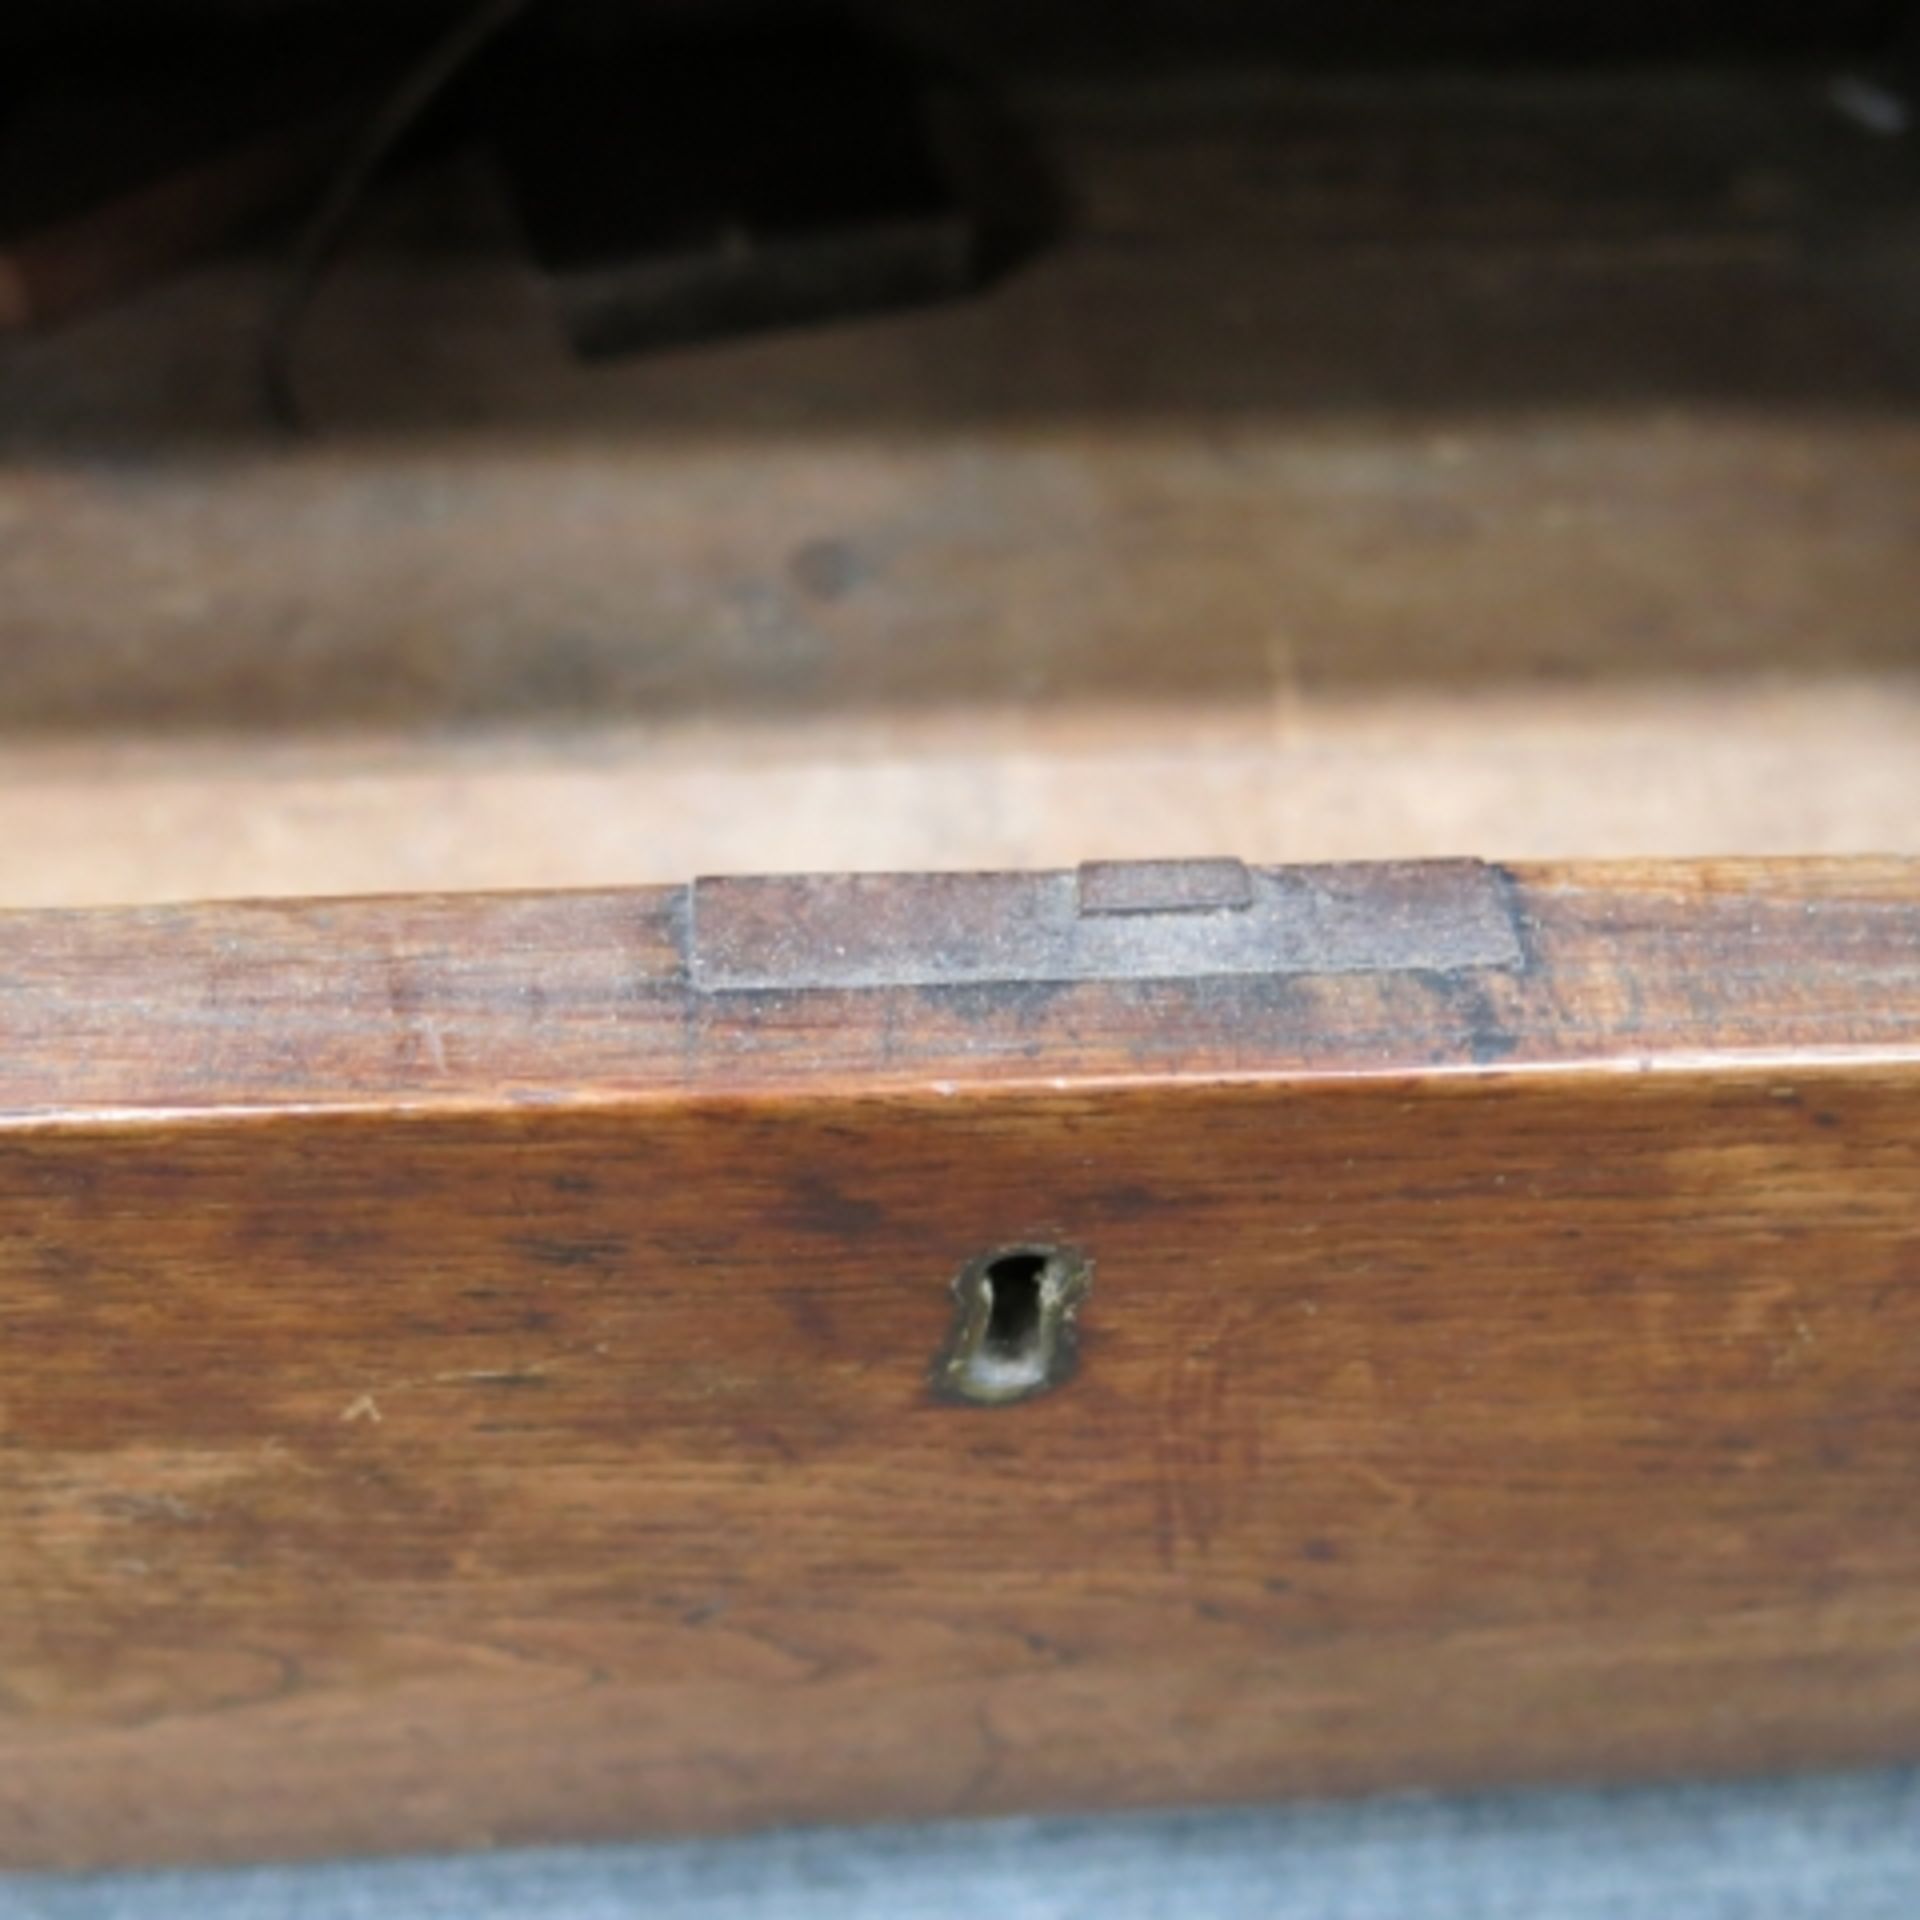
688,857,1520,993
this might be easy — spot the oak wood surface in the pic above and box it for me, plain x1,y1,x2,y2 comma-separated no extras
3,856,1920,1866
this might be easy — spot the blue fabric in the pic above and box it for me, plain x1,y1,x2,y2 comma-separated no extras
6,1770,1919,1920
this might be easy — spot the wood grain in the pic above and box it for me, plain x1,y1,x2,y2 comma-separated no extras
3,856,1920,1866
1,67,1916,907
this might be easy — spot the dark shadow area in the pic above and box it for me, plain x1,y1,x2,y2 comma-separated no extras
1,2,1917,738
1,64,1917,451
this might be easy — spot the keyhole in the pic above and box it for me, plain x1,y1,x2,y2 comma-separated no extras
935,1244,1091,1406
982,1252,1046,1358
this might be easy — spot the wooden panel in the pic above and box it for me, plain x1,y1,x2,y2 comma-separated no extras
2,68,1917,907
3,856,1920,1866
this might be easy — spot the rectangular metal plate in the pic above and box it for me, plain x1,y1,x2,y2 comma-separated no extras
689,858,1521,993
1076,857,1256,916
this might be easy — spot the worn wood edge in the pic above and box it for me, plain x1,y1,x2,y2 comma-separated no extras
0,853,1909,923
5,1047,1920,1140
0,855,1916,1126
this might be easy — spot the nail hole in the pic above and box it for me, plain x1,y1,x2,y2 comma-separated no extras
935,1243,1091,1406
